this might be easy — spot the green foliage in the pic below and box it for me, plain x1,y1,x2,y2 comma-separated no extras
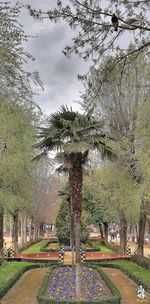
56,199,89,245
98,261,150,293
0,96,47,226
83,171,118,226
83,161,140,225
131,255,150,270
37,265,121,304
35,105,113,156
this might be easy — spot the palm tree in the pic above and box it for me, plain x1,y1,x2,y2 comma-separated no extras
35,105,113,299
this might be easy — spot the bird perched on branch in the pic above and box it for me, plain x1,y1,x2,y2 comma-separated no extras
111,14,119,31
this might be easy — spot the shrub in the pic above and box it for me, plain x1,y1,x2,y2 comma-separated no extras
131,255,150,269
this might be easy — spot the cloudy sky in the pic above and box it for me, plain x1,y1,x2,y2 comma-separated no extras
11,0,90,115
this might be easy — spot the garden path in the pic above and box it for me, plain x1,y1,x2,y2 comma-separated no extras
0,268,47,304
102,267,149,304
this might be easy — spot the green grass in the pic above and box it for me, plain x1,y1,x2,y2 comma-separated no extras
21,240,49,253
0,262,31,286
99,260,150,293
91,242,115,253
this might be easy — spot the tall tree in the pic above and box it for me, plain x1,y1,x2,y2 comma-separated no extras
82,54,149,254
0,97,41,252
35,105,113,299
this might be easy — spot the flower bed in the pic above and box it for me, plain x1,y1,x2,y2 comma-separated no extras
37,265,121,303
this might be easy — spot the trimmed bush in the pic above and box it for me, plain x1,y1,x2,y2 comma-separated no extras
40,241,60,253
81,243,100,252
37,265,121,304
131,255,150,269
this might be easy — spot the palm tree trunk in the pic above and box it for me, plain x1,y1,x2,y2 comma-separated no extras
69,170,75,266
0,207,4,257
70,161,83,300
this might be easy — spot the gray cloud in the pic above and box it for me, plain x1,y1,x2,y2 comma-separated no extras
10,0,89,114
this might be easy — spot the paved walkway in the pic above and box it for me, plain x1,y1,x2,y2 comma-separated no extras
1,268,47,304
102,268,149,304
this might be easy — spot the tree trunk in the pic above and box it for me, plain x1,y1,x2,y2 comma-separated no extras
12,210,19,253
20,212,24,247
75,212,81,300
23,214,27,244
119,211,127,253
147,218,150,244
9,216,13,239
104,222,109,242
29,217,33,242
70,159,83,300
138,200,146,256
99,223,104,240
0,207,4,257
69,170,75,266
34,225,38,240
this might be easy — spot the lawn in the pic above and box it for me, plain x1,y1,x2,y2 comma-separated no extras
91,242,115,253
0,262,30,285
21,240,49,253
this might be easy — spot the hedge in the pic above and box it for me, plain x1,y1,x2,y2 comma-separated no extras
40,241,60,253
81,244,100,252
0,262,45,299
96,261,150,294
37,265,121,304
131,255,150,269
